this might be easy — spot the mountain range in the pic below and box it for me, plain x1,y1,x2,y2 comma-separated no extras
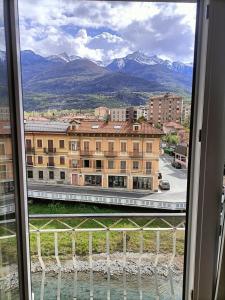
0,50,193,111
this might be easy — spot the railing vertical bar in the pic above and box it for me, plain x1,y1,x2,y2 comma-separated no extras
154,231,160,299
89,231,93,300
72,231,77,300
138,230,143,300
123,231,127,300
173,230,177,258
106,230,110,300
37,232,45,270
57,270,61,300
54,232,61,268
40,271,45,300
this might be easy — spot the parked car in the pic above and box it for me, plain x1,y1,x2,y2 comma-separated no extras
159,180,170,190
171,161,182,169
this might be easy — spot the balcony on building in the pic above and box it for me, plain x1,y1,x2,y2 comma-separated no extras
25,146,35,154
44,147,56,154
104,151,118,157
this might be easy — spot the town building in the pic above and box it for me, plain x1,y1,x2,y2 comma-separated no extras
94,107,109,120
0,120,15,214
136,105,149,120
148,93,183,125
163,121,184,134
25,120,163,191
182,103,191,122
25,121,71,184
174,143,189,169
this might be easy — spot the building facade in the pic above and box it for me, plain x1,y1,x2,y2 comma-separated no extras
25,120,163,191
174,144,189,169
148,93,183,125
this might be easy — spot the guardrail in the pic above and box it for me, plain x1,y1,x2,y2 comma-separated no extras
28,189,186,210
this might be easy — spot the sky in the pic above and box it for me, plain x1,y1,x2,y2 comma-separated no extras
16,1,197,65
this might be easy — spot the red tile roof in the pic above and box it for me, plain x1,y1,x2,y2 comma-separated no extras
68,120,163,136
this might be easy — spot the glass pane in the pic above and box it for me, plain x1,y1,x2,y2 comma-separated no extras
0,0,19,298
18,0,197,299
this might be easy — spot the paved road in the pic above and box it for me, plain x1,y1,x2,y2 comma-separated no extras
143,154,187,202
28,183,152,199
29,155,187,204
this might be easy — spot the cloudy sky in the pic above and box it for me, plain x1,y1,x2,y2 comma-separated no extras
17,0,197,64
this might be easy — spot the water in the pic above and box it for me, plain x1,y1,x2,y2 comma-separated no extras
32,272,183,300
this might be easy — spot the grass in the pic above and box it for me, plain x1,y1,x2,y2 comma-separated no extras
27,202,185,259
0,203,185,265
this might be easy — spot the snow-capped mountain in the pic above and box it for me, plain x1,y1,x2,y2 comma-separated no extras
107,51,193,75
46,52,81,63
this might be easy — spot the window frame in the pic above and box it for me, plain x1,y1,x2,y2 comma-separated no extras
6,0,225,299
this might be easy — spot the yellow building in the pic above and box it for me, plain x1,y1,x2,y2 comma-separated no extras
25,120,163,191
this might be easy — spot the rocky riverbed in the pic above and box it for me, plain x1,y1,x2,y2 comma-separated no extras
0,252,183,293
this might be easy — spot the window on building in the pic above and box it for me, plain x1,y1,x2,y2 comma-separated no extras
60,171,65,180
120,161,126,170
49,171,54,179
39,171,43,179
121,142,127,153
133,142,139,153
146,143,152,153
133,161,139,169
70,141,80,151
38,156,43,164
59,140,64,148
96,141,101,152
108,141,114,152
60,156,65,165
84,141,89,151
26,139,32,149
27,170,33,179
27,155,33,165
37,139,42,148
71,159,78,168
146,162,152,174
108,160,114,169
0,164,6,179
0,143,5,155
48,156,54,166
84,160,90,168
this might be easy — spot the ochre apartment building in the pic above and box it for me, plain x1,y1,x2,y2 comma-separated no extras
25,120,163,191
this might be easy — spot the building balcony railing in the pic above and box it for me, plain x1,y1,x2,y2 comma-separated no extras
47,162,55,167
25,147,35,154
44,147,56,154
95,167,103,172
80,150,93,156
26,161,33,166
129,151,143,158
104,151,118,157
145,169,152,174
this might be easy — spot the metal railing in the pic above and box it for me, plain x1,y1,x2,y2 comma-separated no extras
0,213,185,299
44,148,56,154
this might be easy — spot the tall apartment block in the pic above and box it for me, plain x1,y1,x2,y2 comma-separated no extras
25,120,163,191
148,94,183,125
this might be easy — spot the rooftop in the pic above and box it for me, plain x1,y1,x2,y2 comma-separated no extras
25,121,69,133
68,120,163,136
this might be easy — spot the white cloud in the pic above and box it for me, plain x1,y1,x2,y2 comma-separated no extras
18,0,197,63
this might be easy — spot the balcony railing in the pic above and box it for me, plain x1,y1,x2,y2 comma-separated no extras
80,150,93,156
0,213,185,298
26,161,33,166
44,147,56,154
104,151,118,157
47,162,55,167
25,147,35,154
129,151,143,158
